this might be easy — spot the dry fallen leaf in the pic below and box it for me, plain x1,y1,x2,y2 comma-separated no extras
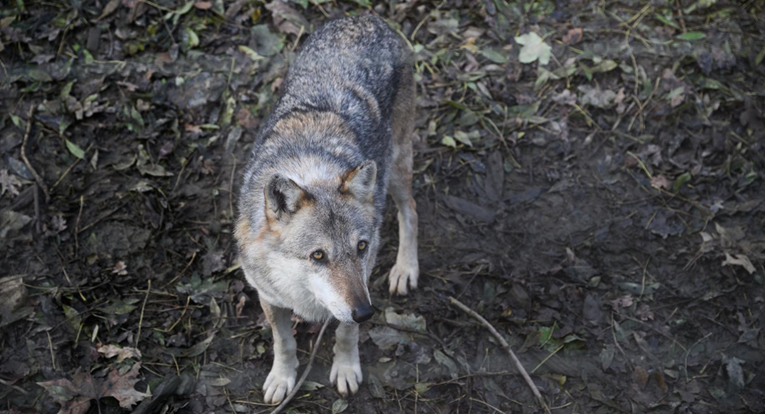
0,169,22,197
97,344,142,363
722,252,756,274
514,32,552,65
95,0,121,22
552,89,577,106
235,294,246,318
0,277,27,325
651,175,672,190
633,365,649,389
265,0,308,36
38,363,150,414
112,261,128,276
562,27,583,44
610,295,634,310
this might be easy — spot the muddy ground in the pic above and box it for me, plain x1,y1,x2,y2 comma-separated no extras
1,0,764,413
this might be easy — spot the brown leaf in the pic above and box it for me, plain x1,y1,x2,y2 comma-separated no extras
609,294,633,310
265,0,308,36
0,277,27,326
632,366,649,389
97,344,142,363
562,28,583,44
0,169,22,197
112,261,128,276
103,363,150,408
650,175,672,190
651,370,668,394
184,124,203,134
235,294,246,318
236,108,259,130
38,364,149,413
552,89,577,106
722,252,756,274
95,0,121,22
38,371,96,414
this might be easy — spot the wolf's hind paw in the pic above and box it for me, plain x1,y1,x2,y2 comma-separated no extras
389,261,419,295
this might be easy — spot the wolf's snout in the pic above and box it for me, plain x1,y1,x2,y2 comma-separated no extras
351,304,374,323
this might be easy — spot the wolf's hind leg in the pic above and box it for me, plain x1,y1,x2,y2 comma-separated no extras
388,65,419,295
330,322,362,396
260,299,299,404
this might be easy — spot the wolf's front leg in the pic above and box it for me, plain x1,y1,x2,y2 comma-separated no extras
260,299,299,404
330,322,362,396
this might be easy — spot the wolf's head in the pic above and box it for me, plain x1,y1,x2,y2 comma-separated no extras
246,160,379,324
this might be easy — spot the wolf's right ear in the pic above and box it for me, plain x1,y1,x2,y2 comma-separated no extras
264,174,307,221
340,160,377,203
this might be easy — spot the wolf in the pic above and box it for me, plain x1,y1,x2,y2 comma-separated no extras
235,14,419,403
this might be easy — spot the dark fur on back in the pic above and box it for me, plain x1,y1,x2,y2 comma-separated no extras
239,14,411,229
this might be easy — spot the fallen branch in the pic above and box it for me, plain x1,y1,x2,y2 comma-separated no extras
270,318,331,414
448,296,551,414
20,106,50,203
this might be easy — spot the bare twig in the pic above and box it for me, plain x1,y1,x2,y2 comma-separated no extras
75,195,84,254
52,143,93,189
164,251,197,288
0,377,28,395
229,153,237,219
270,318,331,414
77,204,124,234
33,184,40,233
136,280,151,352
20,106,50,203
448,296,551,414
47,331,56,370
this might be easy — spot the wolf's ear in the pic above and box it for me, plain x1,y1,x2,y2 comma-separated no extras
265,174,307,221
340,160,377,202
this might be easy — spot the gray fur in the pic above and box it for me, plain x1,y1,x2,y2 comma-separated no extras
235,14,416,403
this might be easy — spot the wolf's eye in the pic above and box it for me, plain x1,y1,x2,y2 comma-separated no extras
358,241,367,252
311,250,325,261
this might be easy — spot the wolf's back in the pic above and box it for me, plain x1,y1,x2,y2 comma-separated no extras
260,14,409,142
239,15,410,226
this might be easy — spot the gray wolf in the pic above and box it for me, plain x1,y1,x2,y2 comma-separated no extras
235,14,419,403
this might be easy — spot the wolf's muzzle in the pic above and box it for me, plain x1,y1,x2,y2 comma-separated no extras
351,304,374,323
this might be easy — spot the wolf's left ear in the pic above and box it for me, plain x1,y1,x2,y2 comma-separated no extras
265,174,308,221
340,160,377,202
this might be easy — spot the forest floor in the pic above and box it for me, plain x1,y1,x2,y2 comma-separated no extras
1,0,764,413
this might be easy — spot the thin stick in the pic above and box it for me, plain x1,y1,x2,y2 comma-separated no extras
20,106,50,202
75,195,84,254
270,318,332,414
448,296,551,414
33,184,40,233
136,280,151,351
229,153,236,219
47,331,57,371
52,143,93,189
0,378,27,395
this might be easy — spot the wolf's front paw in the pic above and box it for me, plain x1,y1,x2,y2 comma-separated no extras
330,352,362,396
263,360,298,404
389,260,419,295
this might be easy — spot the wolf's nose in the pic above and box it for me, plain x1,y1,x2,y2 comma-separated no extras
351,304,374,323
